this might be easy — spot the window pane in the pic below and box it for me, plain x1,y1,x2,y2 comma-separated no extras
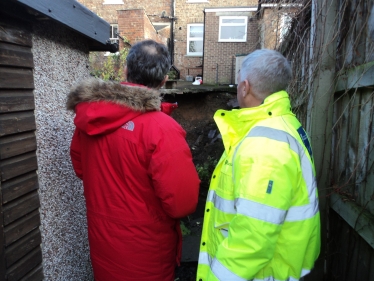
221,26,246,40
189,40,203,53
190,26,203,38
113,26,118,37
222,19,245,24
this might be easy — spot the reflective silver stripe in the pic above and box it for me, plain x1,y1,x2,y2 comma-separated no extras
207,190,236,214
300,269,310,277
286,199,319,221
236,198,287,225
198,251,211,266
211,257,248,281
208,188,316,224
246,126,319,222
199,252,308,281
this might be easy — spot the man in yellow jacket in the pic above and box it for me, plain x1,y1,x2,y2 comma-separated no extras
196,49,321,281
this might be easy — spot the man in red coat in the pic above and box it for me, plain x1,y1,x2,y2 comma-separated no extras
67,39,200,281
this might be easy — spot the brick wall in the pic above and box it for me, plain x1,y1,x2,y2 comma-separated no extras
173,1,258,81
117,9,167,47
202,11,259,84
78,0,172,24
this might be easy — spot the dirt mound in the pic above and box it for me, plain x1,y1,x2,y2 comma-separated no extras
167,91,237,280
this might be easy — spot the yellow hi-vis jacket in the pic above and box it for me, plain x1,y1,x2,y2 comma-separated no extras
196,91,321,281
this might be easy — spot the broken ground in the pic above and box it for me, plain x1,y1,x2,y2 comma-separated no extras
164,91,237,280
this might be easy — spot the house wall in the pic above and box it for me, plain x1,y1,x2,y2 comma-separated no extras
173,1,258,81
32,21,93,280
78,0,172,26
118,9,168,46
203,11,259,85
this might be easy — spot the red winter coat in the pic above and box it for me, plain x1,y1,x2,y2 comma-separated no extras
67,78,200,281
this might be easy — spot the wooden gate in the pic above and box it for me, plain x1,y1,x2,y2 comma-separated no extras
0,15,44,281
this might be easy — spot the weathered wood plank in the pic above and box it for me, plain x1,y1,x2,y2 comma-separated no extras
336,61,374,92
0,90,35,113
0,151,38,181
0,181,6,281
0,131,36,159
355,238,372,281
1,172,39,204
330,193,374,249
0,67,34,89
0,42,33,68
3,191,40,225
0,22,32,47
19,264,43,281
5,247,42,281
4,228,41,268
3,209,40,246
0,111,36,137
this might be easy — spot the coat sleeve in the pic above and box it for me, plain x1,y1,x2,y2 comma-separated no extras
148,121,200,219
70,129,83,180
210,139,297,279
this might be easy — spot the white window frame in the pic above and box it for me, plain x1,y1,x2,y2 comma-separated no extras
110,24,119,44
104,24,119,56
187,24,204,56
103,0,124,4
219,16,248,42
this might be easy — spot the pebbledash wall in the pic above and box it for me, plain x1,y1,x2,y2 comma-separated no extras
32,22,93,280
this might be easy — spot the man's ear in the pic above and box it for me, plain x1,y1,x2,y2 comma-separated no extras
124,66,128,80
158,75,169,89
241,79,250,97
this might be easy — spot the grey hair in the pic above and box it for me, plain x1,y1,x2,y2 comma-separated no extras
240,49,292,99
126,40,171,89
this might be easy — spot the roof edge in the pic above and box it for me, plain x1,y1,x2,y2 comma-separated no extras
15,0,118,52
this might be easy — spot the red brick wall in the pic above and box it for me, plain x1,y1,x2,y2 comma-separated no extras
118,9,167,47
173,1,258,80
78,0,172,24
202,12,259,85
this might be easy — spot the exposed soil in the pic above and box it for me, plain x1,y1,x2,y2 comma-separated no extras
164,91,237,281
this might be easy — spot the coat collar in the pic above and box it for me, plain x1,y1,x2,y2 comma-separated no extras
66,78,161,112
214,91,294,151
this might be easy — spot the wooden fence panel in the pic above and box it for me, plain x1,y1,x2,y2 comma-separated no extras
0,90,35,113
0,15,43,281
0,132,37,160
0,111,36,137
3,210,40,247
4,229,41,268
0,43,34,68
1,172,39,204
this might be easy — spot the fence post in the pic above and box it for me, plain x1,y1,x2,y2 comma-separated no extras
305,0,338,280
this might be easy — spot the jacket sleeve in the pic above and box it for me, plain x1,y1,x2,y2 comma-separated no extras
148,121,200,219
211,139,297,279
70,129,83,180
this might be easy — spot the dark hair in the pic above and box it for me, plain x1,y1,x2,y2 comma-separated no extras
126,40,171,88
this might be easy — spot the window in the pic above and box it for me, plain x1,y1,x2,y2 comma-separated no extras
187,24,204,56
110,24,119,44
103,0,124,4
219,16,248,42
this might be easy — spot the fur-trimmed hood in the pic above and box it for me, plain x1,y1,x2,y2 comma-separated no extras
66,78,161,112
67,78,162,136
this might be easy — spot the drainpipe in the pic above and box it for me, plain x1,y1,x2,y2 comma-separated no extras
203,9,206,82
170,0,175,65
